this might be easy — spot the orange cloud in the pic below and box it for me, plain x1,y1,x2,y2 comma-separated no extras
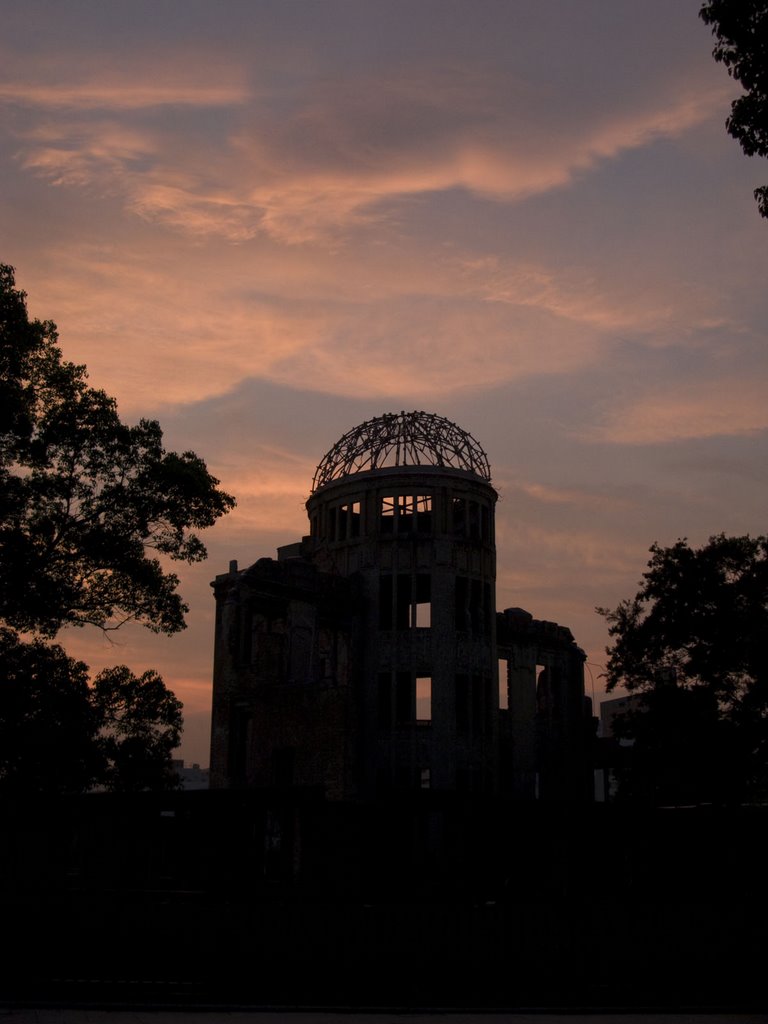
213,450,318,536
462,257,681,333
0,81,248,109
5,57,729,245
497,518,643,576
225,80,729,244
588,376,768,444
22,242,611,413
23,221,733,420
513,480,632,509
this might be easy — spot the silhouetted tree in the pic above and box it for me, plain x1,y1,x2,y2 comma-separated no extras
0,629,183,793
93,665,183,791
0,263,235,637
1,262,234,790
700,1,768,217
0,628,98,793
599,534,768,804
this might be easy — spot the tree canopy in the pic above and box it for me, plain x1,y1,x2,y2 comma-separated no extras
599,534,768,804
700,1,768,217
0,263,235,638
0,629,182,794
1,262,234,792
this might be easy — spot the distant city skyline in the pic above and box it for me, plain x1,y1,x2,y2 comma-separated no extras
2,1,767,765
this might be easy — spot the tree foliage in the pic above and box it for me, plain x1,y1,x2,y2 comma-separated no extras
0,629,182,793
94,664,183,792
0,627,97,794
0,263,235,637
700,1,768,217
1,262,234,791
599,534,768,804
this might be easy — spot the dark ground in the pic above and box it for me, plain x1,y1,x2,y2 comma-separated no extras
3,791,767,1012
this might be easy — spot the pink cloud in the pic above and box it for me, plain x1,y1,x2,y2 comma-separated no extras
5,56,730,244
20,242,611,413
0,81,247,108
589,377,768,444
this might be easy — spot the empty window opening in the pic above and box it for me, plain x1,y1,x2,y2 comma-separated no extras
413,573,431,628
536,664,553,715
380,496,396,533
498,659,508,710
395,671,412,724
398,494,431,530
420,767,431,789
416,495,432,532
392,573,431,629
396,574,411,629
399,494,417,529
455,576,487,635
336,504,347,540
380,494,432,533
416,676,432,722
349,501,361,537
332,501,362,540
469,501,481,540
414,600,431,628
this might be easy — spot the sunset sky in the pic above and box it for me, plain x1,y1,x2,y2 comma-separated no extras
3,1,767,766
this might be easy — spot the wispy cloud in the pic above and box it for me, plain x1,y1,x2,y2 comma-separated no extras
6,60,728,244
513,480,631,509
0,81,247,109
589,377,768,444
25,244,611,411
0,61,249,109
220,78,729,244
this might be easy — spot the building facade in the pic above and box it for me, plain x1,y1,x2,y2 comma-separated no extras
210,411,592,800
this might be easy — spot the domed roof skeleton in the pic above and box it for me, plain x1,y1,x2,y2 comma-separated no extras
311,410,491,492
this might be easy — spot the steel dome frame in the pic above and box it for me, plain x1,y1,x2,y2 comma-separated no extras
311,410,491,492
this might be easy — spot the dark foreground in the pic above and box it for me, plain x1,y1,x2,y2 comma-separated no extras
3,790,767,1010
5,1014,768,1024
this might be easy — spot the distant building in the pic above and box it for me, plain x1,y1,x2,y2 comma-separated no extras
595,693,644,801
210,411,593,801
600,693,643,742
172,760,210,791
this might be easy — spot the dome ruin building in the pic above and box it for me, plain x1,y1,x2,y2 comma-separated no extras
210,411,592,801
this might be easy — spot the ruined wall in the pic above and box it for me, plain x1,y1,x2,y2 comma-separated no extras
209,554,357,797
498,607,593,801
